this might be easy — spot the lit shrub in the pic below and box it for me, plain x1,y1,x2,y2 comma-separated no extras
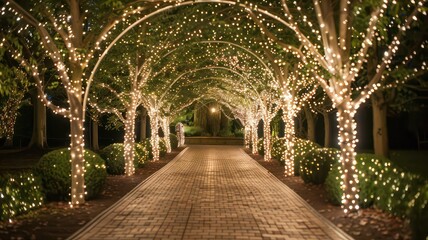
293,138,320,176
99,143,125,175
134,142,150,168
0,170,44,221
159,138,167,157
271,137,285,163
271,137,320,176
169,133,178,149
324,153,428,238
299,148,340,184
325,154,386,207
409,183,428,240
100,143,144,174
34,148,106,200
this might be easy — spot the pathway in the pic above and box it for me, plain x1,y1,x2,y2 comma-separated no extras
69,145,352,240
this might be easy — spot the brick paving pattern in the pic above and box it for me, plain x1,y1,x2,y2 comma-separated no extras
69,145,352,240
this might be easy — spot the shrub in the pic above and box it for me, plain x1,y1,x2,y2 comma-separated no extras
299,148,340,184
325,154,386,206
293,138,320,176
159,138,167,157
271,137,320,176
324,153,428,238
34,148,106,200
100,143,126,175
0,170,44,221
100,143,145,174
169,133,178,149
184,126,204,136
134,142,150,168
141,139,153,159
271,137,285,163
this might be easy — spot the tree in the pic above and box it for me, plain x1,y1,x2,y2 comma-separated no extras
1,0,156,205
247,0,427,212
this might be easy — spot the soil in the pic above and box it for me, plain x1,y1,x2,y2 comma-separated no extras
0,147,412,240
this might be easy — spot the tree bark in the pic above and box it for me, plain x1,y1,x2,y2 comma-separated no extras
371,91,389,156
123,107,136,176
322,112,331,147
262,116,272,161
244,124,251,148
148,112,160,161
304,105,316,142
69,94,85,205
92,119,99,151
140,107,147,141
161,117,171,153
251,122,258,155
337,105,359,213
29,89,48,149
282,105,295,176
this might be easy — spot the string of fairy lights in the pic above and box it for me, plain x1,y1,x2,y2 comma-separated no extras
1,0,426,215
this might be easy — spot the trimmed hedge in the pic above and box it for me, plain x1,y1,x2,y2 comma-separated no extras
134,142,150,168
100,143,147,174
0,170,44,221
99,143,126,175
299,147,340,184
159,138,167,157
324,153,428,239
325,153,386,207
293,139,320,176
169,133,178,149
271,137,320,176
34,148,106,200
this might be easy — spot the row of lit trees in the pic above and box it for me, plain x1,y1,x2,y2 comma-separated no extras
1,0,426,214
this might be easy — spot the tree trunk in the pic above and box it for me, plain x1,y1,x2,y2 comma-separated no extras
161,117,171,153
123,107,136,176
194,103,208,130
92,119,99,151
140,107,147,141
69,96,85,205
304,105,316,142
371,92,389,156
322,112,331,147
262,117,272,161
244,124,251,148
29,89,48,149
149,112,160,161
251,122,258,155
337,105,359,213
282,105,295,176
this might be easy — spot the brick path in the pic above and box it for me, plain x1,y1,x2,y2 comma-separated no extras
69,146,352,240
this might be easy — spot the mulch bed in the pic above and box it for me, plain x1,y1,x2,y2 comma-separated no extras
0,147,412,240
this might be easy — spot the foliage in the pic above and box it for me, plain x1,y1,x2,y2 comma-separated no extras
293,139,321,176
0,170,44,221
271,137,320,175
169,133,179,149
324,153,428,238
159,138,167,157
99,144,126,175
34,148,106,200
184,126,205,136
100,143,145,174
299,148,340,184
134,142,150,168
